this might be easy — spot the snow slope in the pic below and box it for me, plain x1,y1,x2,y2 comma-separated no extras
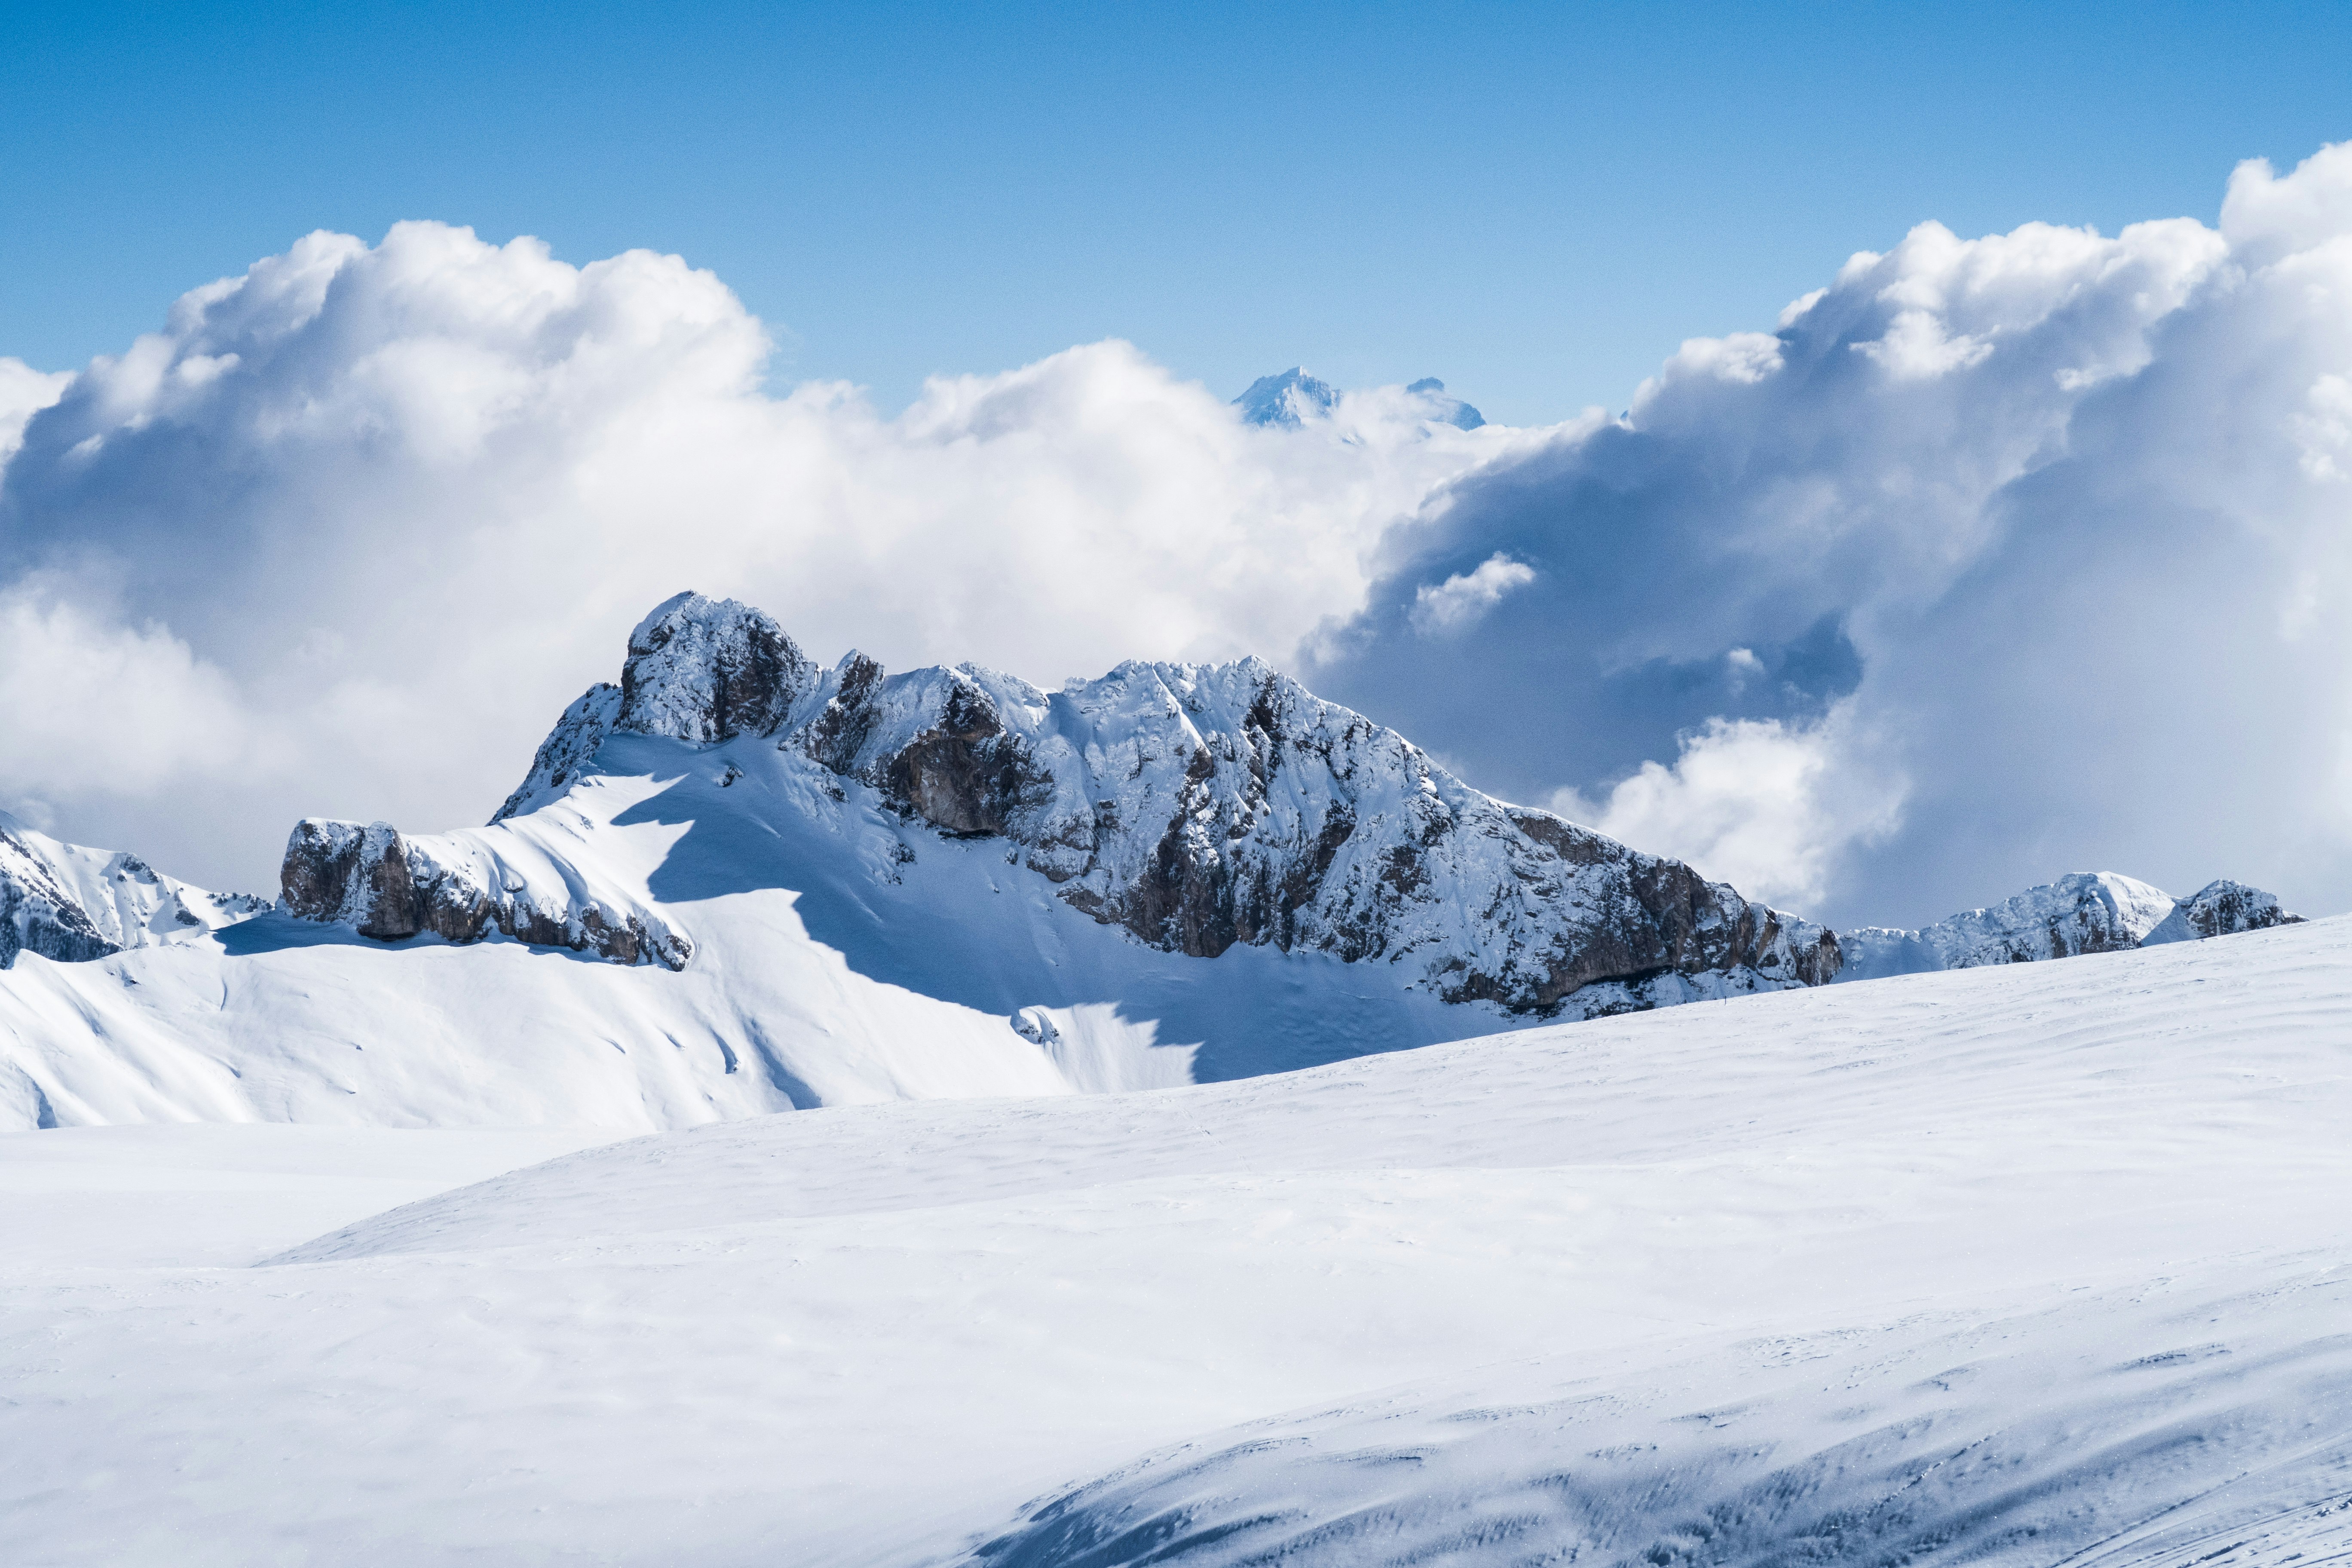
0,809,266,969
3,914,2345,1564
0,591,1847,1131
0,1123,624,1271
0,738,1505,1130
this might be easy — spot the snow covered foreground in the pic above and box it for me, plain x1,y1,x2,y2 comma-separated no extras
3,915,2348,1565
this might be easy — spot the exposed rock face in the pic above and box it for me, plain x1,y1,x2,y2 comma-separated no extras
799,652,1840,1012
493,684,620,824
280,818,689,970
2141,879,2304,945
616,591,817,743
1836,871,2302,982
0,811,267,969
484,592,1839,1011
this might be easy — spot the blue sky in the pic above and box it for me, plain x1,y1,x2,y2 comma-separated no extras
6,0,2350,424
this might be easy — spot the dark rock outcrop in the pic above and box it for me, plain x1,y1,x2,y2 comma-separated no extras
280,818,689,970
2141,879,2304,945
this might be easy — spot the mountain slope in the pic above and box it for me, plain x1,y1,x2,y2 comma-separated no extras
0,592,2313,1131
1838,869,2301,980
3,911,2345,1565
307,591,1841,1013
0,810,266,970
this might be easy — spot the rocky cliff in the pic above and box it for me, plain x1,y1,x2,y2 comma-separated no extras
280,817,690,970
2140,879,2304,945
331,591,1840,1015
283,593,2314,1014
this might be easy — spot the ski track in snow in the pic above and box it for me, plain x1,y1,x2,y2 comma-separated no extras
1,915,2348,1564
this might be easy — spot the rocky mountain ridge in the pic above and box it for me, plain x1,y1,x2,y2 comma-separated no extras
7,594,2309,1025
1836,870,2301,982
291,592,1838,1018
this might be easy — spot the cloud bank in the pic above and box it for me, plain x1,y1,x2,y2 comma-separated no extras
1307,143,2352,925
6,146,2352,929
0,224,1510,888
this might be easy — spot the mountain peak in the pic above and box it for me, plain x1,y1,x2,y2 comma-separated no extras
616,591,817,743
1234,368,1486,430
1405,377,1487,430
453,593,1843,1009
1233,368,1339,427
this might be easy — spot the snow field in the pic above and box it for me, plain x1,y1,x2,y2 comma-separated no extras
0,914,2346,1563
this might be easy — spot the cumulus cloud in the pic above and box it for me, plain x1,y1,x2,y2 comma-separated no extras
0,223,1511,886
1307,143,2352,928
1409,553,1535,635
0,358,68,467
1552,705,1905,910
12,144,2352,930
0,579,270,802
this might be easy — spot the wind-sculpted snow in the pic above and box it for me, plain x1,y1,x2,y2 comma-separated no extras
0,809,264,969
463,591,1843,1014
966,1269,2352,1568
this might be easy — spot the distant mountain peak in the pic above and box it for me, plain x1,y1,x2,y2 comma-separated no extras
1405,376,1486,430
1233,368,1485,430
1836,870,2301,982
1233,368,1339,427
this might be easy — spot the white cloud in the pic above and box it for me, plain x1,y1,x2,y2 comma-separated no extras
15,142,2352,932
1313,141,2352,927
0,580,274,799
1409,553,1535,635
0,223,1519,885
1555,706,1905,910
0,358,69,468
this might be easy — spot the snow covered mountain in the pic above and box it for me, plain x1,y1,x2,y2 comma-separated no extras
6,908,2346,1564
1233,367,1485,429
0,811,266,970
0,590,1845,1132
291,591,1840,1014
1404,374,1486,429
1233,367,1341,426
0,590,2315,1132
1837,869,2301,981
